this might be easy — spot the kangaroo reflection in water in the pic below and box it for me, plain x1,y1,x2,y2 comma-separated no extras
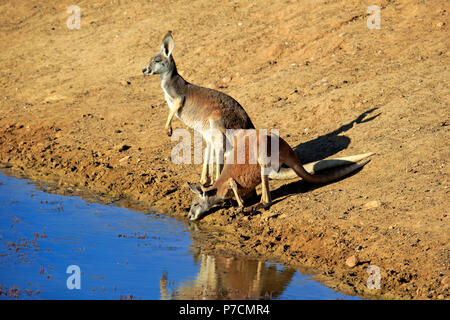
160,249,295,300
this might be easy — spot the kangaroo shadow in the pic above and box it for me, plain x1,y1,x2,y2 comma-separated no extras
292,108,380,164
270,108,380,207
269,165,366,207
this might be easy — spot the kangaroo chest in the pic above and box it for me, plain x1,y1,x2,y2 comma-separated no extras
162,85,177,112
162,85,203,133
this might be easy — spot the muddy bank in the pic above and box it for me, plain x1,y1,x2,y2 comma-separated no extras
0,0,449,299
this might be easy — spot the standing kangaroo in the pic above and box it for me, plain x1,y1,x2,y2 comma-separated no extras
142,31,255,185
187,129,373,220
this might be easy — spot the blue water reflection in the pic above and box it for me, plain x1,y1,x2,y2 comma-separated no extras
0,172,359,300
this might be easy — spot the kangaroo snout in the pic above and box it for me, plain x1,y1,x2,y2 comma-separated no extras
142,66,153,76
187,210,200,221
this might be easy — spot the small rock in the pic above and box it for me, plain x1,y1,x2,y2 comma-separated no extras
44,94,66,103
119,156,131,164
222,76,231,83
120,80,131,86
437,294,445,300
363,200,381,209
345,255,359,268
441,276,449,289
115,144,131,152
262,211,281,221
240,234,250,241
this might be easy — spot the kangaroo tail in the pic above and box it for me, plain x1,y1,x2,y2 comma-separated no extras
269,152,374,182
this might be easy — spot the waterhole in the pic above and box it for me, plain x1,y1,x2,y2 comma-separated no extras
0,172,359,300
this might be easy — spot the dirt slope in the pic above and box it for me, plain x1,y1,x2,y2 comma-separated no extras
0,0,448,299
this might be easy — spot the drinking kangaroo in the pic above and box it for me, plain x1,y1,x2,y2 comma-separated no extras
142,31,254,185
187,130,373,220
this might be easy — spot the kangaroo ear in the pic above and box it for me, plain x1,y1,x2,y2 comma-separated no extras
160,31,174,57
187,182,203,195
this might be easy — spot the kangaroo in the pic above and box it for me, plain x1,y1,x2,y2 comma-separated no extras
187,129,373,220
142,31,255,185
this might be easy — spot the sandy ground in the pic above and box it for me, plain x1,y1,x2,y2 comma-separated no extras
0,0,449,299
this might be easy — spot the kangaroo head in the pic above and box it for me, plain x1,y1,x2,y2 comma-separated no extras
187,182,220,221
142,31,175,76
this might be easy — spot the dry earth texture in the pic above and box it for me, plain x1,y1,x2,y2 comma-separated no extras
0,0,449,299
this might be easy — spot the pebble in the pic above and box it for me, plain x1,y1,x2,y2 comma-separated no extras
363,200,381,209
115,144,131,152
262,211,281,221
345,255,359,268
441,276,449,289
119,156,131,164
44,94,66,103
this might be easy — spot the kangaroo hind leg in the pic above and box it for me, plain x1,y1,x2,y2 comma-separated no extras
229,178,244,208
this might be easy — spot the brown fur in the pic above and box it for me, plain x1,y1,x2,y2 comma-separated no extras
175,78,255,131
188,130,372,220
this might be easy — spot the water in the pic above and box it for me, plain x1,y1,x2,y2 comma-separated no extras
0,172,359,300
